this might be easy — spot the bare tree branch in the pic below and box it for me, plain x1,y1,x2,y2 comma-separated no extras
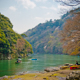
56,0,80,6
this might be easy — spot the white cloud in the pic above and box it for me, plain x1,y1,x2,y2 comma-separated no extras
46,12,50,15
19,0,36,9
35,0,41,2
9,6,17,11
50,6,57,11
53,0,55,2
45,18,51,20
43,0,47,2
58,5,72,10
41,6,48,9
35,0,47,2
41,6,57,11
35,17,43,20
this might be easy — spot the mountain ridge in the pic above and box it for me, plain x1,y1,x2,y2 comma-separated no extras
24,7,80,54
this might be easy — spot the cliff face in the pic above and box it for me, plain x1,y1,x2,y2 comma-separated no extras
0,14,33,60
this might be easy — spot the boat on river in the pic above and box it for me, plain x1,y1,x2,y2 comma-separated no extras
32,59,37,60
70,65,80,70
15,58,22,64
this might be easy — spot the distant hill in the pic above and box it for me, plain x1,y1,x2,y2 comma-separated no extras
0,14,33,60
24,7,80,54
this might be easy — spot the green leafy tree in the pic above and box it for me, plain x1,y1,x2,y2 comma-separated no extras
0,14,33,59
21,33,27,37
0,28,10,58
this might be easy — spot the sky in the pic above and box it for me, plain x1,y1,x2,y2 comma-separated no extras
0,0,72,34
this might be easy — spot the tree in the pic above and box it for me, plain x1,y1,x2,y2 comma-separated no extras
0,14,33,59
17,38,25,54
0,29,10,58
60,13,80,55
55,0,80,14
21,33,27,37
56,0,80,6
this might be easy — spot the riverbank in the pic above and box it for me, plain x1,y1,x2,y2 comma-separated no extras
1,65,80,80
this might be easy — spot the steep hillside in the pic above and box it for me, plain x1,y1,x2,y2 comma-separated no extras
0,14,33,60
24,10,76,54
24,7,80,54
24,20,62,54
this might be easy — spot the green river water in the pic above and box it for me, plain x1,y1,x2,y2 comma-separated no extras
0,54,80,77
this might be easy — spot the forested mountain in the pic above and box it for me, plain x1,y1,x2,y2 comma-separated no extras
0,14,33,60
24,8,80,54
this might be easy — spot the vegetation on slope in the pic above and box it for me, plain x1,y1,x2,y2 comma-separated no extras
24,18,66,54
60,13,80,55
24,7,80,54
0,13,33,60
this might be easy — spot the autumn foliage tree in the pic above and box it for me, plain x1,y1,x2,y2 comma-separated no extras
60,13,80,55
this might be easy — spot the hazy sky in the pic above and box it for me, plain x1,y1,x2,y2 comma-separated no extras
0,0,71,34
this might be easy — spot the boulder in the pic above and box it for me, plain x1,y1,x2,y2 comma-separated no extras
66,71,80,80
0,75,8,80
68,64,73,67
64,63,70,66
64,63,73,67
44,67,60,72
0,77,3,80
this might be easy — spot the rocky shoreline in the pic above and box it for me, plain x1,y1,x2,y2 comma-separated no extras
0,63,80,80
44,63,73,72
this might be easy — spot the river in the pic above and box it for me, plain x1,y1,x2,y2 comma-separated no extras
0,54,80,77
